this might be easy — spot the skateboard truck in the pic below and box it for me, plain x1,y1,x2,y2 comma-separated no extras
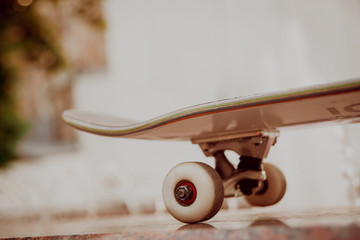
192,130,279,197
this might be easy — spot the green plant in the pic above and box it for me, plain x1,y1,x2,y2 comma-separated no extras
0,0,105,166
0,0,64,166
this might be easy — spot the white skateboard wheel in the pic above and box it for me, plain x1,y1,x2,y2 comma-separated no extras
245,163,286,207
162,162,224,223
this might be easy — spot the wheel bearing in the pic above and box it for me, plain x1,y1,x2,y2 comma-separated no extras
174,181,197,206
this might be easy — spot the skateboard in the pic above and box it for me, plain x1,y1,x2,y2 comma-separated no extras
63,79,360,223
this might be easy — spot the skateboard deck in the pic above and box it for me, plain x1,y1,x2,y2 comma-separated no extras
62,78,360,224
62,79,360,141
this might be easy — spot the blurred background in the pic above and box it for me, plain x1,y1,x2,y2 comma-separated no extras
0,0,360,223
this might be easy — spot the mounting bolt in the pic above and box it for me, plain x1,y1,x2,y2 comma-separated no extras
252,137,263,146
